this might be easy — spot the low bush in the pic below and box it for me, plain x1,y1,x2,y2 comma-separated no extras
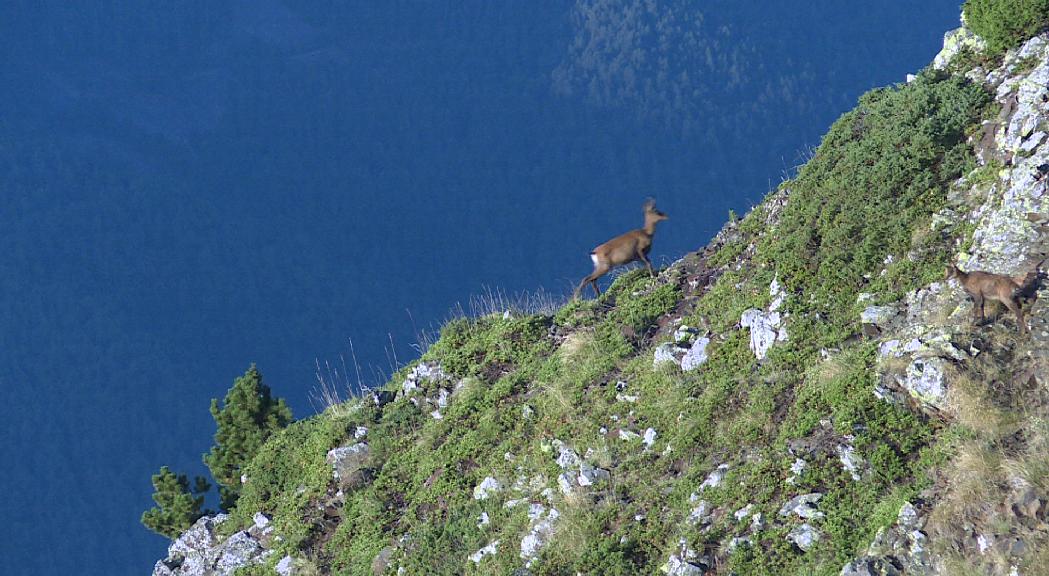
964,0,1049,55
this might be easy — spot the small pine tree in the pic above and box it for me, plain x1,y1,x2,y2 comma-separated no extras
141,466,209,539
204,364,292,510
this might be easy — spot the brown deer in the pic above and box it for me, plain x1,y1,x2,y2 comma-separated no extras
947,261,1043,334
574,199,669,299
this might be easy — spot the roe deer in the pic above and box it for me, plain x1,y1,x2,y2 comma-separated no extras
947,261,1043,334
573,199,668,300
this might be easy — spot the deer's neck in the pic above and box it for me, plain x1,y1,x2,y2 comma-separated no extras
643,219,659,236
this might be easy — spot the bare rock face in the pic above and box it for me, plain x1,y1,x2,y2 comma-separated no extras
153,515,272,576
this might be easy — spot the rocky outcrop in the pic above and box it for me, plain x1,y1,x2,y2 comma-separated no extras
740,279,788,360
152,515,273,576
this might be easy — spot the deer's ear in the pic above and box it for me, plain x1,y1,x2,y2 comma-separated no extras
643,198,656,210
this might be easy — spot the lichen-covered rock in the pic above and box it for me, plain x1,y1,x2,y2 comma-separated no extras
843,501,934,575
153,515,272,576
779,493,824,520
787,523,821,551
837,437,868,481
275,555,295,576
932,26,986,70
673,325,700,344
861,305,897,327
898,357,948,411
577,462,610,487
687,497,713,526
326,442,372,490
840,558,902,576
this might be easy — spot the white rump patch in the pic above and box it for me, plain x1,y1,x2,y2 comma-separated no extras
590,253,600,266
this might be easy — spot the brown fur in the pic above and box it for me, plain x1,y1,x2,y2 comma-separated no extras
946,263,1040,334
574,199,668,299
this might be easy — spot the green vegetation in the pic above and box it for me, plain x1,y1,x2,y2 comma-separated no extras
150,34,1005,576
142,466,209,538
765,73,989,347
204,364,293,511
964,0,1049,55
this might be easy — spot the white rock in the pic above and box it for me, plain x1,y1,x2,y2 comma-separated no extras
473,477,502,500
978,533,992,554
520,508,560,563
836,439,866,481
353,426,368,440
699,464,729,491
275,556,294,576
557,472,575,496
750,512,766,532
478,512,490,528
787,523,822,551
787,458,807,485
643,427,658,448
469,540,500,564
741,307,786,360
252,512,270,531
435,388,450,408
665,555,707,575
734,504,754,522
899,357,947,410
556,445,582,470
619,429,641,441
654,342,685,367
680,337,711,371
779,493,824,520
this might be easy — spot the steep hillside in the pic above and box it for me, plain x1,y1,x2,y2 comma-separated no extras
154,15,1049,576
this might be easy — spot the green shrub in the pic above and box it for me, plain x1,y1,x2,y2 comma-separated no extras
964,0,1049,55
204,364,293,510
764,73,989,345
141,466,209,538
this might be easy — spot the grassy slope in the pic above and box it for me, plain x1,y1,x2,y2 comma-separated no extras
227,68,993,576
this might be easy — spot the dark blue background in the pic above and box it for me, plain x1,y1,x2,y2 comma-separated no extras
1,2,960,573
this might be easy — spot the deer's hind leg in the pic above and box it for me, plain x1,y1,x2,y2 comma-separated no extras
575,263,610,300
1003,295,1027,334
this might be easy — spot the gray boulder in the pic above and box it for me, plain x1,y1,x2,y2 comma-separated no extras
779,493,824,520
787,523,822,551
153,515,272,576
680,337,711,371
326,443,372,490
